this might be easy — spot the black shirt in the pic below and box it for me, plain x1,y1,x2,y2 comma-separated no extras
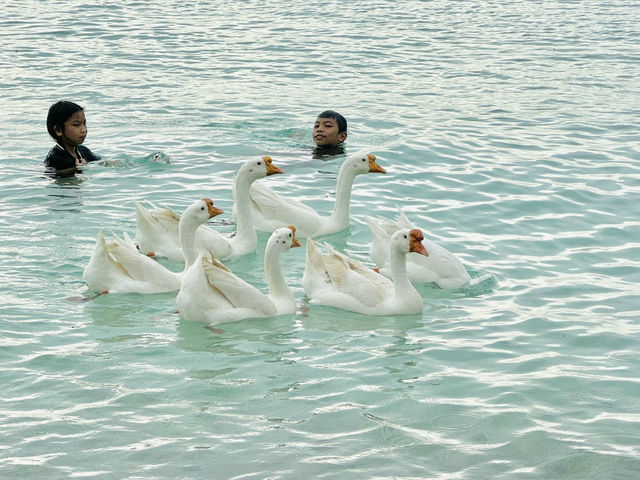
44,144,100,177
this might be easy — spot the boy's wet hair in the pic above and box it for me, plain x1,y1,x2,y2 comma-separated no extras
47,101,84,141
317,110,347,133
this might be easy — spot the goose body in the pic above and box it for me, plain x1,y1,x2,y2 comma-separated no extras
303,228,429,315
177,226,301,325
135,201,232,262
135,156,283,261
366,210,470,289
246,152,386,237
83,198,222,294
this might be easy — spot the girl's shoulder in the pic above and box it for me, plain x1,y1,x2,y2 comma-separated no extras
44,144,69,166
77,145,101,162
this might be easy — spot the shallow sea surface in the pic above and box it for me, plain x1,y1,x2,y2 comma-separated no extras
1,1,639,478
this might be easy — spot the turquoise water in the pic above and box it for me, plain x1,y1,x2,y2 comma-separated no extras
2,0,639,478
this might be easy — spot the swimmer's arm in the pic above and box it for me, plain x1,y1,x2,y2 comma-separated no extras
54,166,78,177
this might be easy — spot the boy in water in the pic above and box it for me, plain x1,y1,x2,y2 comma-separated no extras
312,110,347,157
44,101,100,177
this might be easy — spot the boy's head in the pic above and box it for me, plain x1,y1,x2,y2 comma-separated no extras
47,101,84,143
313,110,347,147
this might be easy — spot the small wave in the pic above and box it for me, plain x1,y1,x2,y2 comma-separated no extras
95,151,173,169
461,270,499,296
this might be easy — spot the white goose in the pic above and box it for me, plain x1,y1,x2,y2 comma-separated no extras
303,228,429,315
83,198,223,294
136,156,283,261
366,209,470,289
245,152,386,237
176,226,301,325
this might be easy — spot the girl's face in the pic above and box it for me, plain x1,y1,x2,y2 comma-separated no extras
56,110,87,146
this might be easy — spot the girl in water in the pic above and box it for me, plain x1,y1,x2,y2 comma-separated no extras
44,101,100,177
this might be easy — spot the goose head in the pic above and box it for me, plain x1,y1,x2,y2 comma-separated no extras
181,198,224,230
238,156,284,182
268,225,302,252
179,198,224,263
343,152,387,175
392,228,429,257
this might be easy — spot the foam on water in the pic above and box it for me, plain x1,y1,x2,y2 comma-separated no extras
1,1,639,478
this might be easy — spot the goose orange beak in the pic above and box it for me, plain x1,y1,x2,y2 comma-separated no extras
367,154,386,174
287,225,302,248
409,228,428,256
203,198,224,218
264,156,284,175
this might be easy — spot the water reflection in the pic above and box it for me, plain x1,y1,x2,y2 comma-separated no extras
312,144,346,160
82,290,178,328
296,303,423,334
45,177,86,213
174,312,298,356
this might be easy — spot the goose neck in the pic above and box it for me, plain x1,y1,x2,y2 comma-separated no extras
233,173,258,244
179,218,200,271
264,245,292,302
389,247,413,296
327,165,357,225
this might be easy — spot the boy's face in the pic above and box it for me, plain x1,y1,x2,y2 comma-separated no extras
313,116,347,147
56,110,87,146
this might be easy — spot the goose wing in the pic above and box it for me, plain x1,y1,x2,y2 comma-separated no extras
201,256,277,316
248,182,321,235
304,238,390,308
83,231,180,293
135,201,183,260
